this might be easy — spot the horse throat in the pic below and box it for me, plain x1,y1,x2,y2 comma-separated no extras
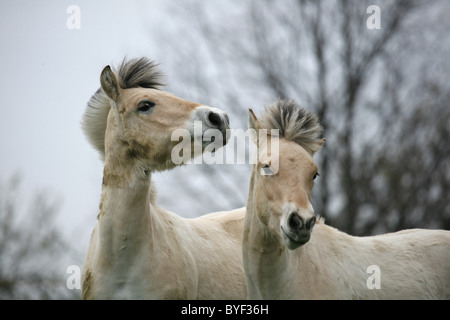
243,181,290,299
96,143,156,260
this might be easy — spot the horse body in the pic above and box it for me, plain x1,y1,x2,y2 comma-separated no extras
84,201,246,299
81,58,246,299
244,99,450,300
248,224,450,299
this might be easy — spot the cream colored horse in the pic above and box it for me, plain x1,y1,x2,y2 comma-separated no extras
81,57,246,299
243,99,450,299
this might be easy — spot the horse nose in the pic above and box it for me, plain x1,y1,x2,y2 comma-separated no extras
205,109,230,132
193,106,230,133
288,212,315,232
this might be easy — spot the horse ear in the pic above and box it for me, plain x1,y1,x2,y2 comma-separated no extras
100,65,120,102
248,108,260,144
309,138,326,156
248,108,262,130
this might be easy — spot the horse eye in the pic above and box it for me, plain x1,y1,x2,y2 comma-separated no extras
138,100,155,113
313,172,320,181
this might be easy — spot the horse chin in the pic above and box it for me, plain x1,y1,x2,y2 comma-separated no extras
201,129,230,150
282,228,311,250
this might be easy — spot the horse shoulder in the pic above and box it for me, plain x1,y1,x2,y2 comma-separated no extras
139,209,201,298
186,209,247,299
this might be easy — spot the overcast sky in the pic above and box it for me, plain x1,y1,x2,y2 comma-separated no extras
0,0,187,257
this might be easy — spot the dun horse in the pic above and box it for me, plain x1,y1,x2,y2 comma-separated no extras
81,57,246,299
243,99,450,299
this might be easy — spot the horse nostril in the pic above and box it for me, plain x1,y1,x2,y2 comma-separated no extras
305,216,316,231
288,213,303,231
207,111,222,129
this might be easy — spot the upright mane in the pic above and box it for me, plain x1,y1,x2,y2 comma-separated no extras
258,99,325,155
81,57,165,160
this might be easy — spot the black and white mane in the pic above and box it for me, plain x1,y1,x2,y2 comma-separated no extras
258,99,325,155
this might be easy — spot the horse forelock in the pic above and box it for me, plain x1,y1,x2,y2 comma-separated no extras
81,57,166,160
258,99,324,155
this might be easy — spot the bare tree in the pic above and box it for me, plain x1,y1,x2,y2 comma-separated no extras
0,174,80,299
151,0,450,235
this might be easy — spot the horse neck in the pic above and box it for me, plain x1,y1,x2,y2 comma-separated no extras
243,168,294,299
244,193,313,298
97,141,159,259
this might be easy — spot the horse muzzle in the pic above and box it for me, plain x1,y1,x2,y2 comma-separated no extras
191,106,230,145
281,212,315,250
